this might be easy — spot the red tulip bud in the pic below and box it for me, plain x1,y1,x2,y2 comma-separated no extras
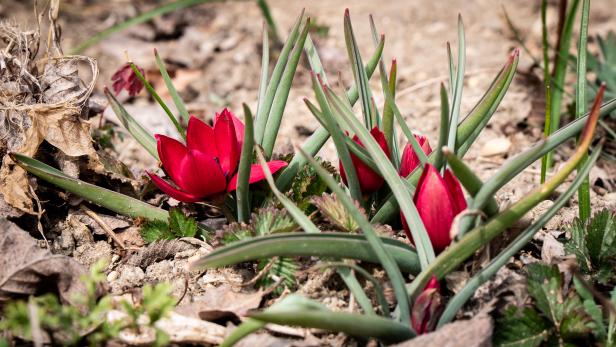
340,127,390,194
111,63,145,96
411,276,442,334
401,163,466,253
148,108,287,202
399,135,432,178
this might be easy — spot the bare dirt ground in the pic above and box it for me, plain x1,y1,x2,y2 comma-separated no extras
1,0,616,345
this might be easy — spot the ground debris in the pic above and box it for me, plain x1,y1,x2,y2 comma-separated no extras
393,312,492,347
0,219,101,306
126,239,198,268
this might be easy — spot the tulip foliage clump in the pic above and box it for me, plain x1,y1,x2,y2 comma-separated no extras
11,2,616,346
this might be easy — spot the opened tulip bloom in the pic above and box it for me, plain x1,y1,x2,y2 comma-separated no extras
148,109,287,202
411,276,442,334
401,163,466,253
399,134,432,178
340,127,390,194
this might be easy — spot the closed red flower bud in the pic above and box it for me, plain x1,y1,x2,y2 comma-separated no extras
411,276,442,334
401,163,466,253
148,108,287,202
111,63,145,96
399,135,432,178
339,127,390,194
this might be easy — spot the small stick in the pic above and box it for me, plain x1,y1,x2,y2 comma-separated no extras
80,205,126,250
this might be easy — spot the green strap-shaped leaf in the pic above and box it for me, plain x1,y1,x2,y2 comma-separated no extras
236,104,254,223
308,74,362,202
446,16,466,152
575,0,591,221
12,153,168,222
189,232,420,274
544,0,582,169
250,296,414,344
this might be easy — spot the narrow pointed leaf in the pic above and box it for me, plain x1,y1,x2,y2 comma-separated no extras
189,232,421,274
309,75,362,201
11,153,168,222
545,0,582,169
432,83,450,169
129,62,185,139
236,104,254,223
104,88,158,159
344,10,374,128
70,0,220,54
575,0,591,221
154,49,190,126
446,16,466,151
250,298,414,344
254,10,305,146
255,26,270,119
262,18,311,158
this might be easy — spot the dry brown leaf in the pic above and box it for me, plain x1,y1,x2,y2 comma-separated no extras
0,219,98,306
0,21,98,214
175,284,264,322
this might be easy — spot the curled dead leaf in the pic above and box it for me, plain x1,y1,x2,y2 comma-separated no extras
0,219,101,307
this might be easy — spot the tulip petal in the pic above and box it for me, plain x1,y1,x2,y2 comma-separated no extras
222,108,245,152
444,169,467,214
399,135,432,177
214,110,240,175
341,127,389,194
369,127,390,159
226,160,288,192
410,164,455,253
147,172,202,203
156,134,189,188
186,116,218,158
175,150,227,198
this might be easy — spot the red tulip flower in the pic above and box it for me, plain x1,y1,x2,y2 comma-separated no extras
147,109,287,202
111,63,145,96
339,127,390,194
401,163,466,253
399,135,432,178
411,276,442,334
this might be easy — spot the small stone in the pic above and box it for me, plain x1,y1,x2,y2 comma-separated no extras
107,270,119,282
480,137,511,157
